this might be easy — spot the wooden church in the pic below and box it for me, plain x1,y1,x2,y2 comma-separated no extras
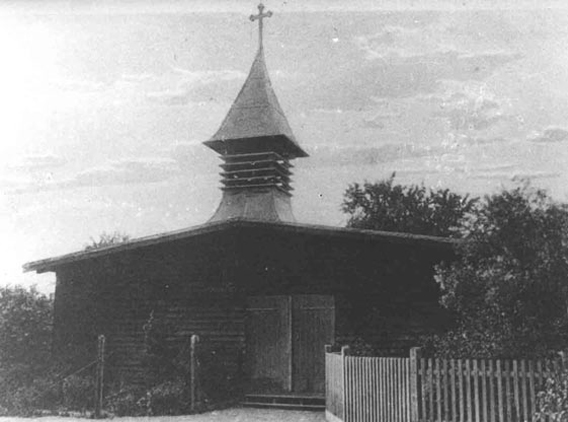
25,4,455,404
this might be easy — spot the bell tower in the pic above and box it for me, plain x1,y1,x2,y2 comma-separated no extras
203,3,308,222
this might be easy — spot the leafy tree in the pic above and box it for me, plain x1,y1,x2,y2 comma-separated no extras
0,286,55,414
342,173,477,237
84,231,130,251
0,286,53,374
430,182,568,358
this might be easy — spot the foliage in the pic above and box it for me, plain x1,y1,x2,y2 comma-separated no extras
142,378,188,416
0,375,61,417
0,286,53,372
105,388,146,417
142,310,241,412
142,310,190,381
62,375,94,413
342,173,477,237
84,231,130,251
0,286,57,415
429,182,568,358
535,359,568,422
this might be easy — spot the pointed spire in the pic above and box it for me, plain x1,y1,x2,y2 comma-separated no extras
204,3,308,223
204,3,307,159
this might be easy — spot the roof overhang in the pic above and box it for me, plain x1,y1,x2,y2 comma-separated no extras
23,218,459,274
204,134,308,159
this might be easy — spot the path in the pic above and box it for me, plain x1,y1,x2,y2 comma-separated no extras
0,408,325,422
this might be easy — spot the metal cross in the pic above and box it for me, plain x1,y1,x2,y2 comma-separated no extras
250,3,273,48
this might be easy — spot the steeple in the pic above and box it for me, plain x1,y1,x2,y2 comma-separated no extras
204,3,308,223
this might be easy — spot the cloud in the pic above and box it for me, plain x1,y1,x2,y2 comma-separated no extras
360,102,403,129
429,81,514,132
72,158,179,187
120,73,154,83
169,141,220,175
146,68,245,106
319,19,523,108
354,21,522,64
306,50,520,110
354,24,458,60
146,90,192,106
8,154,67,171
7,158,181,194
53,79,107,92
305,143,445,168
361,119,385,129
528,127,568,143
463,136,510,145
471,170,561,180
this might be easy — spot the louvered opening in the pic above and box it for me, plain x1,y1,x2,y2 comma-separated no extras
219,152,293,194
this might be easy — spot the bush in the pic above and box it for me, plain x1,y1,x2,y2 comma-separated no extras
143,378,188,416
0,374,61,416
62,375,94,412
0,286,56,415
105,389,146,417
535,360,568,422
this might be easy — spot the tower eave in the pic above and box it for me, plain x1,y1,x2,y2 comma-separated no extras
204,134,309,158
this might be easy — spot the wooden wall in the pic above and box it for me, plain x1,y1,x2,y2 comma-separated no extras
53,229,245,391
52,224,454,394
232,226,454,354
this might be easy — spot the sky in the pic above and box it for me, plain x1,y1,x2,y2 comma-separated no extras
2,0,568,293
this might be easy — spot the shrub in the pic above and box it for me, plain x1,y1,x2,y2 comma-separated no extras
144,378,188,416
62,375,94,412
105,389,145,417
0,374,61,416
535,361,568,422
0,286,56,415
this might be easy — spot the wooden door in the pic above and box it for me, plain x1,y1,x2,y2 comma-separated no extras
292,295,335,393
246,295,334,394
246,296,292,393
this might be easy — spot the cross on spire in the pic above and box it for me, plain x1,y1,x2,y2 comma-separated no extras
250,3,272,49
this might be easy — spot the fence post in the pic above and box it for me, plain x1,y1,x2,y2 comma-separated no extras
94,334,105,419
190,334,200,412
325,344,331,414
342,345,350,422
410,347,422,422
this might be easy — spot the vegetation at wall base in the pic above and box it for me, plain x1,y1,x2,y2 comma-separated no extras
535,358,568,422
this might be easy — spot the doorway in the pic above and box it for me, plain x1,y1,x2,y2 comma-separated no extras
246,295,334,395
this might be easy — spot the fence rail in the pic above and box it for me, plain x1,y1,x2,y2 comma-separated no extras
325,347,564,422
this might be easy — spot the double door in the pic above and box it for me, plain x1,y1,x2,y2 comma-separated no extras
246,295,335,394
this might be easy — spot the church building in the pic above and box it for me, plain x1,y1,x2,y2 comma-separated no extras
25,4,455,406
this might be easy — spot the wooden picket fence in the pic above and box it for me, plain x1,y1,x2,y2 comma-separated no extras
325,346,564,422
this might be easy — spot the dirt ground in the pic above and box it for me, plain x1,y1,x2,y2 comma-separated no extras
0,408,325,422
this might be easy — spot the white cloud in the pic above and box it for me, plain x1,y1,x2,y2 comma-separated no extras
354,24,458,60
146,68,245,105
471,170,561,180
72,158,180,186
528,127,568,143
305,143,447,168
6,157,181,194
8,154,67,171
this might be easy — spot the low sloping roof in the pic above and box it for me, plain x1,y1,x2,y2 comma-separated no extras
23,218,458,274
